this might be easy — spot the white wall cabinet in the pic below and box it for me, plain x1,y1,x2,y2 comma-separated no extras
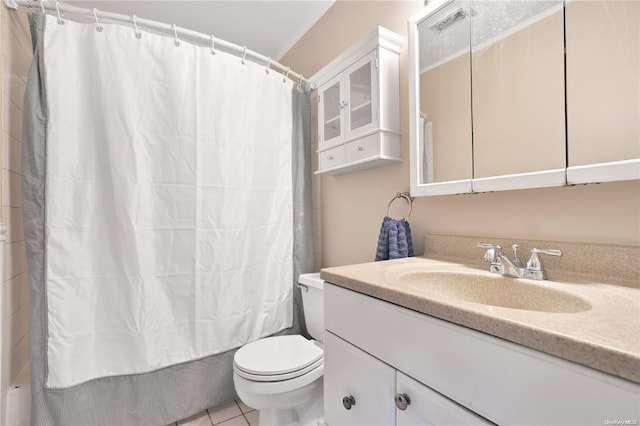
324,283,640,425
313,27,404,175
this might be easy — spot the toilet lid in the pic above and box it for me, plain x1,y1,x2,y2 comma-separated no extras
234,335,323,376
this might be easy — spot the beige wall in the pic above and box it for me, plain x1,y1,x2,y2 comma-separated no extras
0,4,31,415
281,0,640,268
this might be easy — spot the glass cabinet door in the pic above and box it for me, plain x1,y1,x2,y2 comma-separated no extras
320,78,343,148
348,62,373,132
346,51,378,138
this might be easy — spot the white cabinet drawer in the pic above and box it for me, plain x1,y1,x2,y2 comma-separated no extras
345,133,381,163
318,145,346,172
396,372,493,425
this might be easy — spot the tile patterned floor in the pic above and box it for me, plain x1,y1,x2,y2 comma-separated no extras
170,399,258,426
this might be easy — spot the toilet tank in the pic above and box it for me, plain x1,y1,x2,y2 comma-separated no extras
298,273,325,343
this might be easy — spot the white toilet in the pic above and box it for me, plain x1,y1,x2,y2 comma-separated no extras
233,273,325,426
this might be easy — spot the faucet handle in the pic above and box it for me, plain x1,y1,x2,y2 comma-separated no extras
527,248,562,271
535,248,562,256
477,242,502,263
477,242,502,250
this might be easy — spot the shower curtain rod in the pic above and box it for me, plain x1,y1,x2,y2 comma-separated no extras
5,0,314,88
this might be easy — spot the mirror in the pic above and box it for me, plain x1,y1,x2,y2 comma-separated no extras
409,0,567,196
410,0,639,195
471,1,566,188
417,0,473,187
566,0,640,172
409,0,473,195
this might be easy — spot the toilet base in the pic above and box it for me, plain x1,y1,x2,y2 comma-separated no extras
257,386,323,426
235,376,323,426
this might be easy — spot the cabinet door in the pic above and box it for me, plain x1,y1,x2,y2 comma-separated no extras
318,75,344,150
470,1,566,191
345,51,378,140
324,331,396,426
565,0,640,184
396,372,493,426
410,0,473,195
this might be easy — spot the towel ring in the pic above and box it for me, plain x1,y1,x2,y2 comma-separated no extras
386,192,414,220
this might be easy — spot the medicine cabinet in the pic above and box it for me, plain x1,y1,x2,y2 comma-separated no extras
313,27,405,175
408,0,640,196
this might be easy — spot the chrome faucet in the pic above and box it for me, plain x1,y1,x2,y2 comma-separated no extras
477,243,524,278
477,242,562,280
525,248,563,280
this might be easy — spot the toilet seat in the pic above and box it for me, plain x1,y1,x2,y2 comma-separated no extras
234,363,324,396
235,357,323,382
234,335,323,382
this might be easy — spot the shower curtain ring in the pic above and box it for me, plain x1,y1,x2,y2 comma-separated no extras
40,0,46,15
265,57,271,74
55,1,64,24
241,46,247,65
132,14,142,39
298,74,304,89
210,34,216,55
93,8,103,32
173,23,180,47
283,67,291,83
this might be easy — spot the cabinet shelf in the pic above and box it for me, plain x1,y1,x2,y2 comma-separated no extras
324,115,341,125
350,100,372,114
351,83,372,92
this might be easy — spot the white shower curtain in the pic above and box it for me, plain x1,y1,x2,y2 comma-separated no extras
39,14,293,389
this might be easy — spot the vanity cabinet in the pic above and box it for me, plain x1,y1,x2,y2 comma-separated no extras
324,282,640,425
396,372,491,425
313,27,404,175
323,332,396,425
324,332,489,425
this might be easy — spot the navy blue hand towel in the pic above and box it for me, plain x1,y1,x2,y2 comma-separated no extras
375,216,414,261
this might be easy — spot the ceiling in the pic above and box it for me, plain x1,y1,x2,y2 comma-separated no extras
67,0,335,60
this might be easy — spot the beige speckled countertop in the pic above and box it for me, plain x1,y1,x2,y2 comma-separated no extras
320,256,640,384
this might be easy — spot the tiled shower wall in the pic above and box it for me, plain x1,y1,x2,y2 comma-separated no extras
1,4,32,416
